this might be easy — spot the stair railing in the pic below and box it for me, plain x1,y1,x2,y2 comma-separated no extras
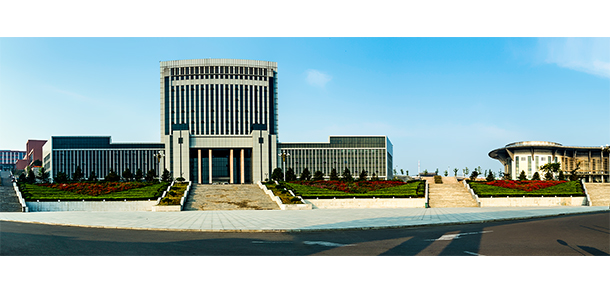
581,179,591,206
463,180,481,207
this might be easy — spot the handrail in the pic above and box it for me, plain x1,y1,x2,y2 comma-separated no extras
424,180,429,208
463,180,481,207
10,171,28,212
581,179,591,206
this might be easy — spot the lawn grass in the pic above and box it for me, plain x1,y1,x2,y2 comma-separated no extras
285,180,424,198
19,182,169,201
262,182,303,204
468,180,584,197
158,182,189,205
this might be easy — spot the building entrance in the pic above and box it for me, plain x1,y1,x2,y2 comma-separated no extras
190,148,252,184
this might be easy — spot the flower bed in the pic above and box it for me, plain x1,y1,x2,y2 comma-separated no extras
468,180,583,197
19,182,169,201
262,182,303,204
286,180,424,198
158,182,188,205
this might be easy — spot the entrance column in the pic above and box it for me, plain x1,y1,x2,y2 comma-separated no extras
198,149,202,184
230,149,234,184
241,149,245,184
208,149,213,184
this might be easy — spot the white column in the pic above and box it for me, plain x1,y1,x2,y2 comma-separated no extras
241,149,245,184
230,149,234,184
208,149,212,184
198,149,202,184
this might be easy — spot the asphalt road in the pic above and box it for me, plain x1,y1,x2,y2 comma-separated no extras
1,211,608,256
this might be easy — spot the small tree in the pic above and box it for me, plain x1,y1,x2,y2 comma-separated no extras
569,161,581,181
55,172,68,183
18,172,26,182
400,169,404,175
88,170,98,182
73,166,83,182
518,170,527,181
359,170,368,181
313,170,324,181
329,168,339,181
271,168,284,181
435,168,439,175
486,169,494,182
300,168,311,181
32,159,42,167
444,170,448,177
145,169,156,182
105,170,120,182
161,168,172,182
453,168,458,177
544,171,553,181
135,169,143,181
371,172,379,181
469,170,479,181
285,168,297,182
341,168,353,182
26,168,36,184
37,167,49,183
532,172,541,180
463,167,469,177
558,170,566,181
122,168,133,181
539,162,561,181
503,172,511,180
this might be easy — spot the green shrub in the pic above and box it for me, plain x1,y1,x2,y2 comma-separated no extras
434,175,442,184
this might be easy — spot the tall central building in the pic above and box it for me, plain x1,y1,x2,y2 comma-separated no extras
160,59,279,183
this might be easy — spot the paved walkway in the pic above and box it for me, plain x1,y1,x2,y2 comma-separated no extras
1,206,607,232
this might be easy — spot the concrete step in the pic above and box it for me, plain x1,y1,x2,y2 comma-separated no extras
585,183,610,207
184,184,280,211
428,182,478,208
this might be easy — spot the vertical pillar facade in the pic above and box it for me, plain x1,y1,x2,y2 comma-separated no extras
198,149,202,184
208,149,212,184
240,149,245,184
230,149,234,184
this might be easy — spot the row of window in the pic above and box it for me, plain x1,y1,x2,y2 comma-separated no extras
51,150,161,179
171,74,267,81
171,66,268,76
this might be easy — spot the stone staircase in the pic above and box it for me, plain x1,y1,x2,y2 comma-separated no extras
0,173,23,212
428,179,478,208
585,183,610,207
183,184,280,211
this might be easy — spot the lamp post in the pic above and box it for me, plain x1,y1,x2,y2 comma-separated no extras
278,151,290,181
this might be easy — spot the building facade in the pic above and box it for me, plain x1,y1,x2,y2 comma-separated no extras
15,139,47,170
489,141,609,182
160,59,279,183
0,150,26,171
43,137,165,180
278,136,393,180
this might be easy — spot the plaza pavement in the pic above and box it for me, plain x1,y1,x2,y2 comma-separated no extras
1,206,608,232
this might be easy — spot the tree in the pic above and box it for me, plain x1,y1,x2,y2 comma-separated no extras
271,168,284,181
285,168,297,181
486,169,494,182
476,166,482,176
161,168,172,182
359,170,368,181
518,170,527,181
55,172,68,183
145,169,156,182
26,167,36,184
503,171,511,180
18,172,26,182
463,167,469,177
341,168,353,182
299,168,311,181
329,168,339,181
539,162,561,181
532,172,541,180
400,169,404,175
569,161,581,181
135,169,143,181
122,168,133,181
37,167,49,183
469,170,479,181
406,170,409,176
313,170,324,181
32,159,42,167
558,170,566,181
88,170,98,182
73,166,83,182
105,170,120,182
453,168,458,177
371,172,379,181
435,168,439,175
444,170,448,177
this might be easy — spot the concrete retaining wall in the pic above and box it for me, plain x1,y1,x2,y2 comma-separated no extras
26,200,158,212
479,197,587,207
305,198,426,209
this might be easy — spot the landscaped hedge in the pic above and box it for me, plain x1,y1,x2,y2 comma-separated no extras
285,180,425,198
263,182,303,204
18,181,169,201
158,182,189,205
467,180,584,197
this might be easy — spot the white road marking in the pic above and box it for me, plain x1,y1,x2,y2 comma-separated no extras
303,241,355,247
464,251,485,256
426,230,492,241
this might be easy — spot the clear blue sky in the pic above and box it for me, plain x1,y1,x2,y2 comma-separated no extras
1,37,608,176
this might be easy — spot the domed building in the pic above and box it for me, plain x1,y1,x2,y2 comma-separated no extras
489,141,609,182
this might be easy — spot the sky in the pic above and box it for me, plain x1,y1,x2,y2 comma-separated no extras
1,37,608,176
